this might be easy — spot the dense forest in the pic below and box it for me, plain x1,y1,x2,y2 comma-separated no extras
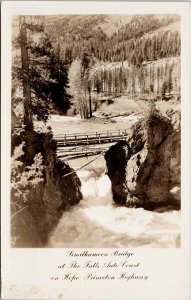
44,14,180,64
91,57,180,100
12,14,181,120
46,14,181,115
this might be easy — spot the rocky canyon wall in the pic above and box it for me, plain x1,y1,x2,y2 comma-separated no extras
11,126,82,247
105,112,180,211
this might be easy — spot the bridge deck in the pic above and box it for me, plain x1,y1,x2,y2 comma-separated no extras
54,128,128,146
54,128,129,160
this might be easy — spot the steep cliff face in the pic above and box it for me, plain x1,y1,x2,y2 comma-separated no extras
105,113,180,211
11,126,82,247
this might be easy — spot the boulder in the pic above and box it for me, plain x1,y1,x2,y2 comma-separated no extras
105,114,180,210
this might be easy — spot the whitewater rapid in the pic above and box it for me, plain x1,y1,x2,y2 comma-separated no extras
48,156,180,248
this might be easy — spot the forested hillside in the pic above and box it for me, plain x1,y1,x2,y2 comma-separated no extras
90,57,180,100
12,14,181,120
43,14,181,112
44,14,180,64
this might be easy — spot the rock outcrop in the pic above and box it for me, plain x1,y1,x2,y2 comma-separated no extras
11,126,82,247
105,113,180,211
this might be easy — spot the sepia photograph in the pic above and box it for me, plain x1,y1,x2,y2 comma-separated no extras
11,13,181,248
2,1,191,299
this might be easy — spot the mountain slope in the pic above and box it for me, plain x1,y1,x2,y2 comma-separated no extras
44,14,180,63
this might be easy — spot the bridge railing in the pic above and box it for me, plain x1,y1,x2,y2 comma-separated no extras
54,129,128,146
54,129,128,143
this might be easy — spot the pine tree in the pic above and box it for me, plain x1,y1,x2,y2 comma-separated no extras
156,65,160,95
19,16,34,129
13,17,71,122
49,42,72,114
108,70,113,96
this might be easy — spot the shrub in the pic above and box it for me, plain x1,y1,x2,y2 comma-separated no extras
11,142,44,209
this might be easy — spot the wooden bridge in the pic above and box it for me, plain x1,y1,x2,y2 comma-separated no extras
54,129,129,160
54,129,128,146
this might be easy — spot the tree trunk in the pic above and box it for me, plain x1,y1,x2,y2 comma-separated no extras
88,86,92,118
20,16,33,129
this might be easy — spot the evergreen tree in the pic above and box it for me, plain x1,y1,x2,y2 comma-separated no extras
19,16,33,129
49,44,72,114
13,17,72,122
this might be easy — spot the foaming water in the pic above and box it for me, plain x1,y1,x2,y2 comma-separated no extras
48,156,180,248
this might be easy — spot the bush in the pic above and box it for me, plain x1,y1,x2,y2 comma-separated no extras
11,142,44,208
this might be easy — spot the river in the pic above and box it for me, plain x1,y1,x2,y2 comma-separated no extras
47,115,180,248
48,155,180,248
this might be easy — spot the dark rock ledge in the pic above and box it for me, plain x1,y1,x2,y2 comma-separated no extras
11,127,82,247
